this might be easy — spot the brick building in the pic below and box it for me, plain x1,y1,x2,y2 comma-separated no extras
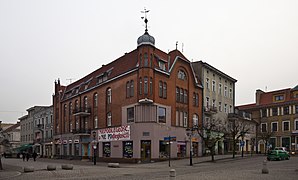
238,85,298,154
53,18,203,162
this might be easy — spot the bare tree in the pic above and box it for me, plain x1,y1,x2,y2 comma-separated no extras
196,118,226,162
258,131,273,155
226,118,251,158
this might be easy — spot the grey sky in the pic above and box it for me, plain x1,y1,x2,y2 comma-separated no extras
0,0,297,123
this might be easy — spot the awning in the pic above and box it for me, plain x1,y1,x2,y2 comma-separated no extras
14,144,33,152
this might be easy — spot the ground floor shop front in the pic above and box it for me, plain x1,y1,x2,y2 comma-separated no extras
53,124,202,162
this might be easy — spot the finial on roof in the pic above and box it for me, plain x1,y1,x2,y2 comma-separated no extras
141,8,150,33
138,8,155,47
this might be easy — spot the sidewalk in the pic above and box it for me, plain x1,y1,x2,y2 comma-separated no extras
0,154,260,179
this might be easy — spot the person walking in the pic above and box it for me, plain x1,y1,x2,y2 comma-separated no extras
22,152,26,161
26,152,30,161
32,151,37,161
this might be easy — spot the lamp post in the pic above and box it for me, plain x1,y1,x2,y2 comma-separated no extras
92,131,97,165
186,126,198,166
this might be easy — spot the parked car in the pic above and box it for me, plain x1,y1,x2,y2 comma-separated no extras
267,150,290,161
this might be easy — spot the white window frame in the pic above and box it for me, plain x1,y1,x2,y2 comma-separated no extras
282,121,290,132
261,123,267,132
271,122,278,132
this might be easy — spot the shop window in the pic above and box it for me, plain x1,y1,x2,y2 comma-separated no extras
123,141,133,158
74,143,79,156
159,140,169,158
103,142,111,157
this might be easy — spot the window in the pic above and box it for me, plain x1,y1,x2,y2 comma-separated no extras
103,142,111,157
159,61,166,70
212,81,216,92
94,116,98,128
94,93,98,107
84,96,88,108
64,104,67,117
219,83,222,94
130,80,134,97
139,78,142,95
127,107,134,123
261,123,267,132
206,97,210,107
212,99,216,108
123,141,133,158
271,122,278,132
69,102,72,115
163,82,167,98
126,81,130,98
107,88,112,104
283,106,289,115
206,78,210,89
107,112,112,127
261,109,267,117
296,105,298,114
159,81,163,97
272,107,278,116
274,95,284,101
283,121,290,131
224,86,228,97
176,87,179,102
144,53,148,67
193,114,198,126
295,119,298,130
158,107,166,123
180,88,184,103
229,88,232,98
178,70,186,80
224,104,227,113
149,78,153,95
144,76,148,95
218,102,222,112
229,105,233,113
184,90,188,103
193,93,199,107
183,112,188,127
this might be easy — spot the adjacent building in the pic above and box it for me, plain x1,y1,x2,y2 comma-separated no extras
53,17,203,162
238,85,298,154
192,61,237,154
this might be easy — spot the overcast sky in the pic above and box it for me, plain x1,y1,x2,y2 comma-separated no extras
0,0,297,124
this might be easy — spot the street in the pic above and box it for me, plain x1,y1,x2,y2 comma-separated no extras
0,155,297,180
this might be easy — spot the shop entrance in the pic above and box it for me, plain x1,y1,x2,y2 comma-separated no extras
141,140,151,162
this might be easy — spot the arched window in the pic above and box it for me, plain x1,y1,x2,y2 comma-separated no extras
106,88,112,104
126,81,130,98
163,82,167,98
149,77,153,95
107,112,112,127
144,76,148,95
193,114,199,126
159,81,163,97
94,93,98,107
130,80,134,97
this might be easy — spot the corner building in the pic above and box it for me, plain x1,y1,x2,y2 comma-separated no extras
53,28,203,162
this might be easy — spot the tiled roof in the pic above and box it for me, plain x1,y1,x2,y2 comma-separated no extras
3,122,20,133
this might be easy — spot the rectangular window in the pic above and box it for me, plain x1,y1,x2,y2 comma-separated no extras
184,90,188,104
107,112,112,127
229,88,232,98
127,107,134,123
224,104,227,113
180,88,184,103
159,81,163,97
176,87,180,102
274,95,284,101
261,123,267,132
163,82,167,98
212,80,216,92
283,121,290,131
183,112,188,127
126,81,130,98
130,80,134,97
272,107,278,116
212,99,216,108
158,107,166,123
206,78,210,89
295,119,298,130
261,109,267,117
272,122,278,132
219,83,222,94
159,61,166,70
206,97,210,108
224,86,228,97
283,106,289,115
296,105,298,114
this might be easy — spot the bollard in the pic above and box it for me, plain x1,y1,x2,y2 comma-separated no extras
262,160,269,174
169,169,176,180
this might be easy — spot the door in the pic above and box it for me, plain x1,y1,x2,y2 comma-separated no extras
141,140,151,162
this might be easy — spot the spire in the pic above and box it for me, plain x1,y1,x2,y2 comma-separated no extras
141,8,150,33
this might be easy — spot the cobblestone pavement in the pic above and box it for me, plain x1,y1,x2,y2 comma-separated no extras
1,155,297,180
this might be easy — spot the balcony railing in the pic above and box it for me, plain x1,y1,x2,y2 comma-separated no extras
73,107,91,116
72,128,91,135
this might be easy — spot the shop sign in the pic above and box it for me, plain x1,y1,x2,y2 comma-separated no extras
98,125,130,142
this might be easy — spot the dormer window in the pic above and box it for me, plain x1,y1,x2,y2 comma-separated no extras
159,61,166,71
274,95,284,102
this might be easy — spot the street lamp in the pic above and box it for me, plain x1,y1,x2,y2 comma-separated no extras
92,131,97,165
186,126,198,166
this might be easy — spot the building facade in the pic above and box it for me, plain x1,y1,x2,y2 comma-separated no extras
53,19,203,162
192,61,237,154
238,85,298,154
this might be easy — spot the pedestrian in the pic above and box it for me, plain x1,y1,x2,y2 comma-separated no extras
32,151,37,161
22,152,26,161
26,152,30,161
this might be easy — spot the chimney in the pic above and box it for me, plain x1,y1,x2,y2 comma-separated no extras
256,89,264,105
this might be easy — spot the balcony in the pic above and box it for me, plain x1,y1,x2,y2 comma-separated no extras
204,106,217,115
73,107,91,116
72,128,91,135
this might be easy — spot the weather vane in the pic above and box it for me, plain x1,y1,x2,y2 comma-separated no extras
141,8,150,32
